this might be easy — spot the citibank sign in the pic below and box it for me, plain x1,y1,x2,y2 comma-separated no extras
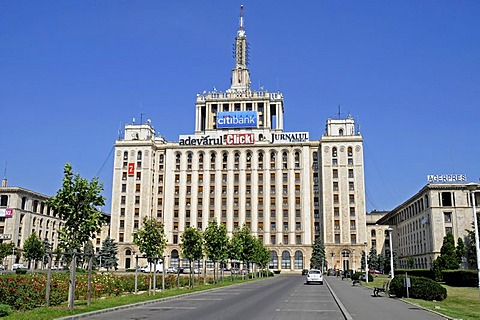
216,111,258,129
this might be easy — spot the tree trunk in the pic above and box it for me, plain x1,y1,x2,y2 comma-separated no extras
87,254,93,306
68,253,76,311
45,253,52,306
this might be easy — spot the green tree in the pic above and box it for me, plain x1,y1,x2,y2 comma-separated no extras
466,229,477,268
0,242,14,265
180,227,203,287
204,220,228,284
438,232,459,270
236,225,256,275
252,237,269,276
98,236,118,271
310,236,326,270
376,254,385,272
47,163,106,310
456,237,466,267
47,163,106,253
367,247,378,271
361,250,366,271
228,232,243,268
23,233,45,269
134,217,166,263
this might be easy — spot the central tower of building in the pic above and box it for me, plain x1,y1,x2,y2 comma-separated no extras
109,5,367,272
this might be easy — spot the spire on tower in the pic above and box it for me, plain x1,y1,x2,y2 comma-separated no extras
239,5,244,31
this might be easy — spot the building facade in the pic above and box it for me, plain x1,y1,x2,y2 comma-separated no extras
376,183,478,269
0,178,110,269
109,7,367,271
0,178,62,269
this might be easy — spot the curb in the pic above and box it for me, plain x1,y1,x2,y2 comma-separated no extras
324,278,354,320
55,277,273,320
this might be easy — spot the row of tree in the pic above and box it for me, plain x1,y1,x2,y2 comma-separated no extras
134,217,271,287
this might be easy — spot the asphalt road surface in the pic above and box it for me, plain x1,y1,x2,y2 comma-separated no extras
79,275,344,320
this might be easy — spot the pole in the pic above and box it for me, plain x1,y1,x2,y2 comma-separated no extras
364,242,368,284
45,251,52,306
68,251,76,311
389,228,394,279
470,190,480,297
162,256,165,292
134,254,138,294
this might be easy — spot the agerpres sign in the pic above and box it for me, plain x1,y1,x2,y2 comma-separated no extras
427,174,467,183
216,111,258,129
271,132,309,144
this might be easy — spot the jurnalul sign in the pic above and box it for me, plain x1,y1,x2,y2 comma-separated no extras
216,111,258,129
427,174,467,183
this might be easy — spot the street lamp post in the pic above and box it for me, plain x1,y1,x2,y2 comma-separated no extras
387,227,394,279
466,183,480,297
364,242,368,284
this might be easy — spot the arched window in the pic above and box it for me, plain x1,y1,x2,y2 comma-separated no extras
137,151,142,160
339,129,344,136
159,154,164,163
175,153,181,163
281,251,291,269
294,151,300,169
347,147,353,157
371,230,376,237
269,251,278,269
312,151,318,161
294,251,303,269
123,151,128,160
332,147,337,158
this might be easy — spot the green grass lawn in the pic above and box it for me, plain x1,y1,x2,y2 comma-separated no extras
361,274,480,320
2,277,254,320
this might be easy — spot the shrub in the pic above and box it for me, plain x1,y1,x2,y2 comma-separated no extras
15,269,27,275
0,304,12,317
389,275,447,301
352,272,373,282
442,270,478,287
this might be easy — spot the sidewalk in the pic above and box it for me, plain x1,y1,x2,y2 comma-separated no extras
325,276,450,320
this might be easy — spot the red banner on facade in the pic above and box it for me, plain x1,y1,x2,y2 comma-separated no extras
128,163,135,175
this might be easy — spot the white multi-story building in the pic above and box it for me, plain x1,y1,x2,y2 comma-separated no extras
377,181,478,269
109,7,367,271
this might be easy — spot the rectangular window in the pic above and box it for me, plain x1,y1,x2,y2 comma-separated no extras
444,212,452,223
335,234,340,244
350,234,357,244
119,233,124,243
121,184,127,192
441,192,453,206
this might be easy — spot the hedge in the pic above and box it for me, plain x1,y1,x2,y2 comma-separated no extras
442,270,478,287
389,274,447,301
395,269,435,280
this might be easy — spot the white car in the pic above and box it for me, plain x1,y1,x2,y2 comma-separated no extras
306,269,323,285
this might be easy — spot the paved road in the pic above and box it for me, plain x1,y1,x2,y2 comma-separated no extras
78,275,344,320
325,276,449,320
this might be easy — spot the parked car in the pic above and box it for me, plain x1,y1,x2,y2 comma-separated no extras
0,264,5,270
305,269,323,285
12,263,26,270
166,266,178,274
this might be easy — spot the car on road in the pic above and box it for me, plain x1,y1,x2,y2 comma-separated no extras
166,266,178,274
12,263,26,270
0,264,5,270
305,269,323,285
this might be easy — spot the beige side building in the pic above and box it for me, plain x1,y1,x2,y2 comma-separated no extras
109,7,367,271
0,178,110,269
376,182,478,269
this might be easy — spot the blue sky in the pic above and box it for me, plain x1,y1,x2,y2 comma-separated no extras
1,1,479,213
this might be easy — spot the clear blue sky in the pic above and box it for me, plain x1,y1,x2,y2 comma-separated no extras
1,1,479,213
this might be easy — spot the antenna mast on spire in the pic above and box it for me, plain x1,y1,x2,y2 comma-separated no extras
239,5,244,30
